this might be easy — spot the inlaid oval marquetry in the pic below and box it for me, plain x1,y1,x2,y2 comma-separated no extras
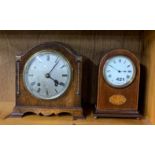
109,95,127,105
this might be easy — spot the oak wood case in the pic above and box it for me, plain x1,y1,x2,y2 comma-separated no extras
95,49,141,118
11,42,83,119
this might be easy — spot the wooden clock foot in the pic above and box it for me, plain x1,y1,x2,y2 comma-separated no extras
94,110,142,118
9,106,84,120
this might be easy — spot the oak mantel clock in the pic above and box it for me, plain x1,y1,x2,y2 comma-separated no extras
95,49,141,118
11,42,83,119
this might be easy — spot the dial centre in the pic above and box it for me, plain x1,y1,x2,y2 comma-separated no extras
45,73,50,78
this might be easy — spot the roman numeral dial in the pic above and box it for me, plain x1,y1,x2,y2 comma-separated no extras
23,51,72,99
103,55,136,88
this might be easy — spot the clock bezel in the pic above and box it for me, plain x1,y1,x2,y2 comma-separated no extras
103,55,136,88
23,50,73,100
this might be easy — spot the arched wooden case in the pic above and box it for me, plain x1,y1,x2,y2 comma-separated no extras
95,49,141,118
11,42,83,119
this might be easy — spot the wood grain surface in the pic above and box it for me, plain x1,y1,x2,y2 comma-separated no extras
142,31,155,124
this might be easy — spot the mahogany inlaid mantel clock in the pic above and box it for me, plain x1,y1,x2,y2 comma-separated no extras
95,49,141,118
11,42,83,119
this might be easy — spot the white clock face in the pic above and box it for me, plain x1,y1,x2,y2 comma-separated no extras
103,55,136,88
23,51,72,100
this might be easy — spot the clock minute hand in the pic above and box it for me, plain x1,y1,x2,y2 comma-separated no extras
48,60,59,74
108,65,121,73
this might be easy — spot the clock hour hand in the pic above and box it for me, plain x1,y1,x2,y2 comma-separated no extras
50,77,65,87
51,78,59,87
45,73,59,86
108,65,121,73
49,77,65,87
45,73,65,87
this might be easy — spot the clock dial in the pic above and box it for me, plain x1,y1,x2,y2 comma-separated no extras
103,55,136,88
23,51,72,99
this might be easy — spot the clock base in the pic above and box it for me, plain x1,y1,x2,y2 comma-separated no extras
94,110,142,119
10,106,84,120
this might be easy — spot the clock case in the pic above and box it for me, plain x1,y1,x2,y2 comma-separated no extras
11,42,83,119
95,49,141,118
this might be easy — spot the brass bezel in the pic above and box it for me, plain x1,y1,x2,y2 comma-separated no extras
103,55,136,88
23,50,73,100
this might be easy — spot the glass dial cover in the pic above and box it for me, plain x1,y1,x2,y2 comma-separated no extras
23,50,72,100
103,55,136,88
